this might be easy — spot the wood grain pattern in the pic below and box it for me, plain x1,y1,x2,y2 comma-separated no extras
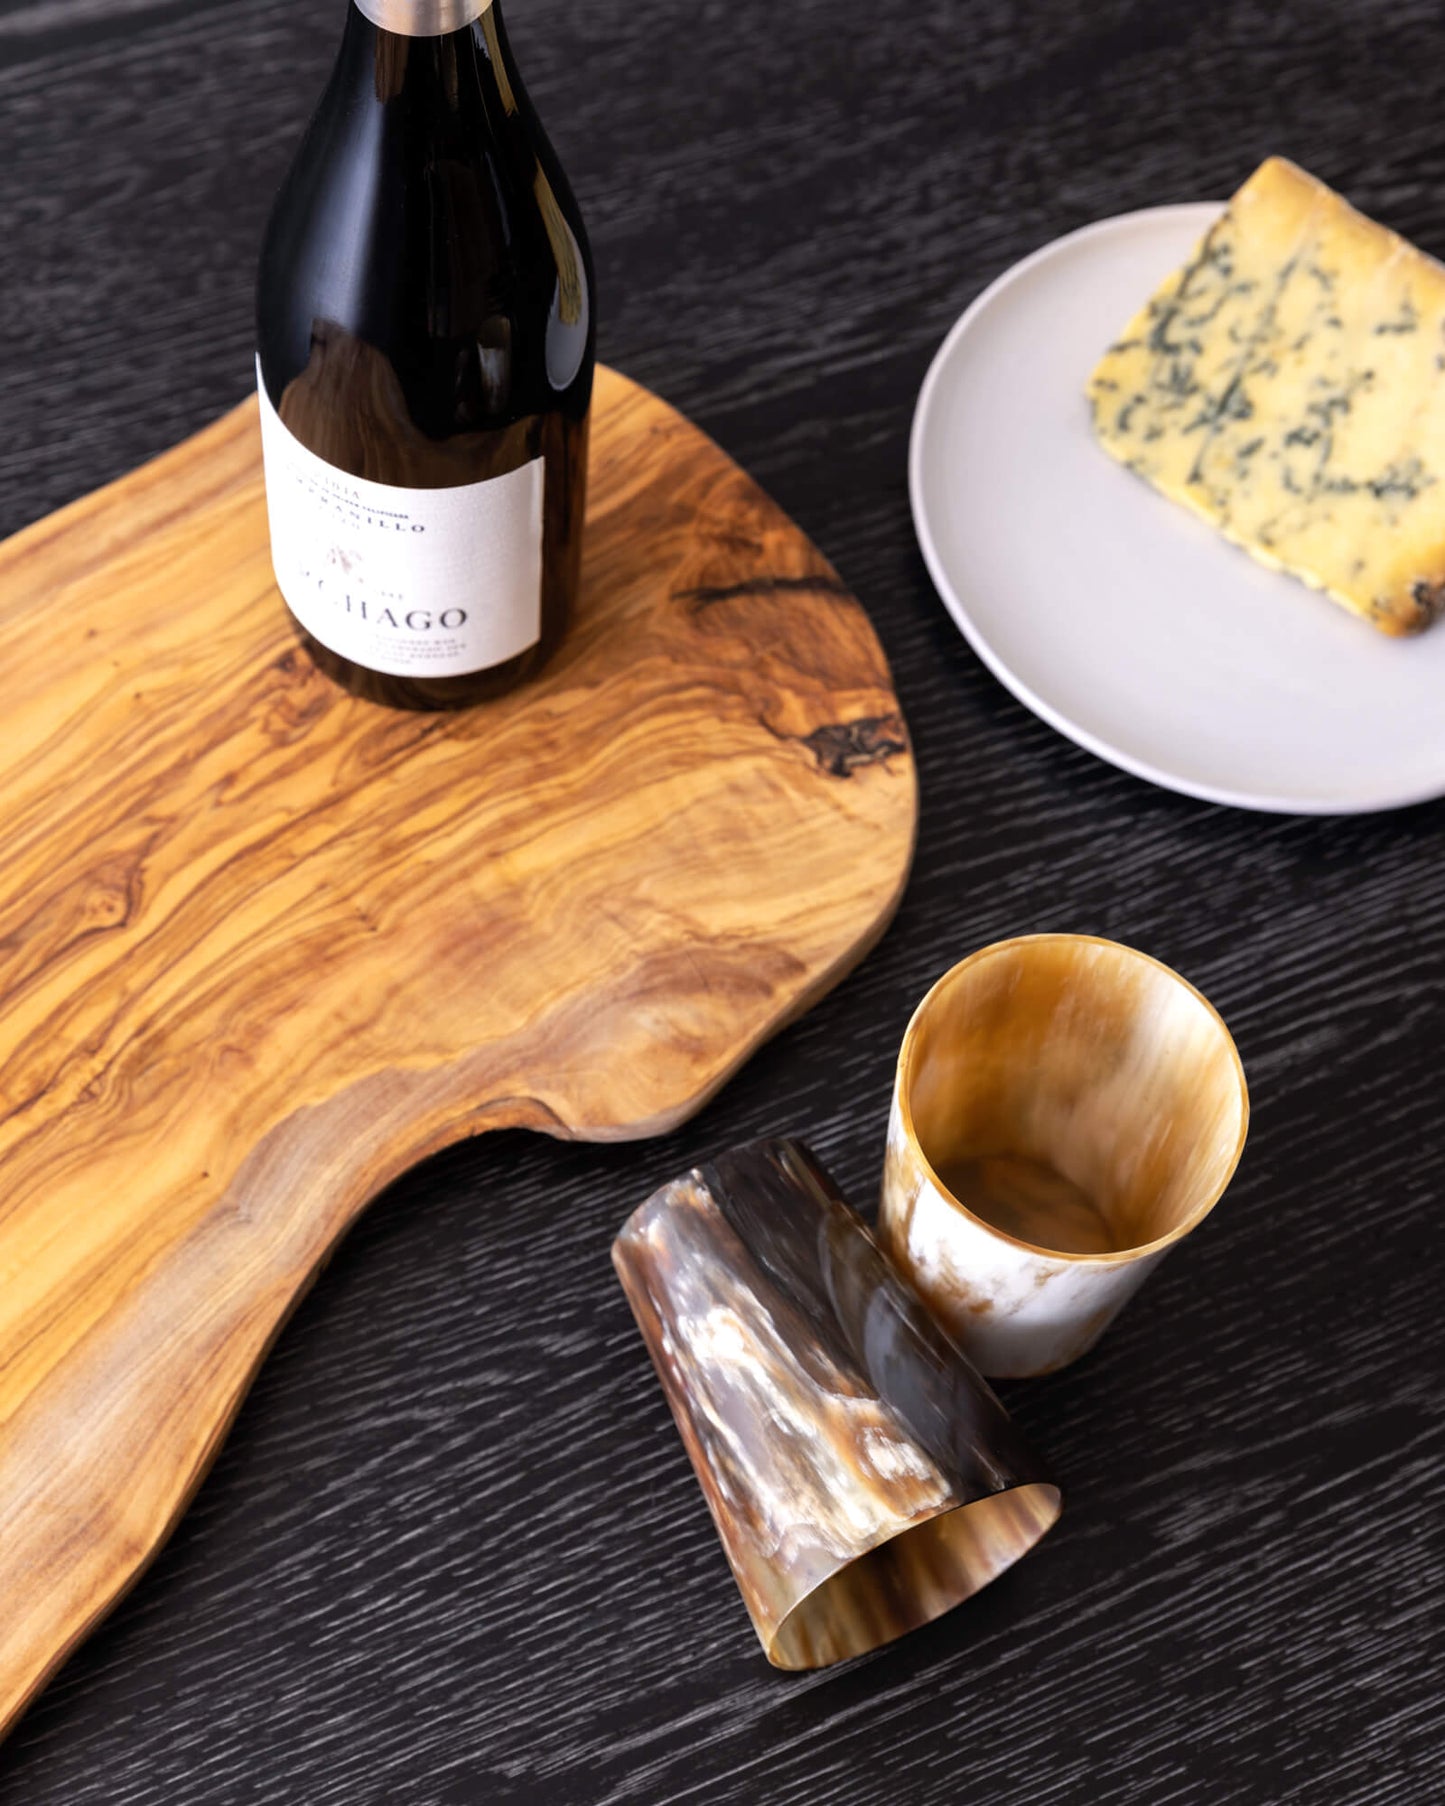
1,0,1443,1802
0,364,915,1740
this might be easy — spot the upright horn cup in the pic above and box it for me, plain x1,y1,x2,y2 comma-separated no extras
879,935,1250,1379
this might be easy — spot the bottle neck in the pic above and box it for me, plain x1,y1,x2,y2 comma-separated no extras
353,0,493,35
339,0,520,116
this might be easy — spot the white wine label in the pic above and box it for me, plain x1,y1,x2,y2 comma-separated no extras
256,359,542,680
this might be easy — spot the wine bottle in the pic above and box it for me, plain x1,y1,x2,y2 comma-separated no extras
256,0,594,711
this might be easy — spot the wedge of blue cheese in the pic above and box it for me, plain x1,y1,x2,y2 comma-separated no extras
1088,157,1445,635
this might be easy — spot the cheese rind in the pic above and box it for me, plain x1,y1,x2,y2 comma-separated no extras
1088,157,1445,635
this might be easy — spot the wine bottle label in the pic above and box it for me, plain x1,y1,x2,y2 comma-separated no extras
256,361,543,680
353,0,493,34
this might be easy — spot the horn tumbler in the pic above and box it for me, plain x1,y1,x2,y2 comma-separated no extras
612,1139,1061,1670
879,935,1250,1379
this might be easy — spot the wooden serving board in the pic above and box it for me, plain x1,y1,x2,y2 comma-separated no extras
0,366,914,1738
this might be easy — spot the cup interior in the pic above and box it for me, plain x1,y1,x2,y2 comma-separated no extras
900,936,1248,1259
770,1481,1062,1669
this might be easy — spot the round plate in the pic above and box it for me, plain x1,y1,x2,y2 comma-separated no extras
911,203,1445,814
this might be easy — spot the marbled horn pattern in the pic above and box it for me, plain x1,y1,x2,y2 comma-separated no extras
881,1107,1163,1381
612,1140,1061,1670
878,936,1250,1380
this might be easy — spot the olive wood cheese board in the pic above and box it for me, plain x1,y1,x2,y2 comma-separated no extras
0,365,916,1737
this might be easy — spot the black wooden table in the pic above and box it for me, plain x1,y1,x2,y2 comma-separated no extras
2,1,1441,1799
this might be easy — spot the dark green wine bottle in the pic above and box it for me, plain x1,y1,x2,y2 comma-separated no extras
257,0,594,711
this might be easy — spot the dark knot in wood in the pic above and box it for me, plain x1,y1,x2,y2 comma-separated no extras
678,575,855,613
800,714,909,778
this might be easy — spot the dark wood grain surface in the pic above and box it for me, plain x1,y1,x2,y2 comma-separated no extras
0,0,1440,1800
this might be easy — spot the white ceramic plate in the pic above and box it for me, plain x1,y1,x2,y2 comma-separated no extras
911,203,1445,814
